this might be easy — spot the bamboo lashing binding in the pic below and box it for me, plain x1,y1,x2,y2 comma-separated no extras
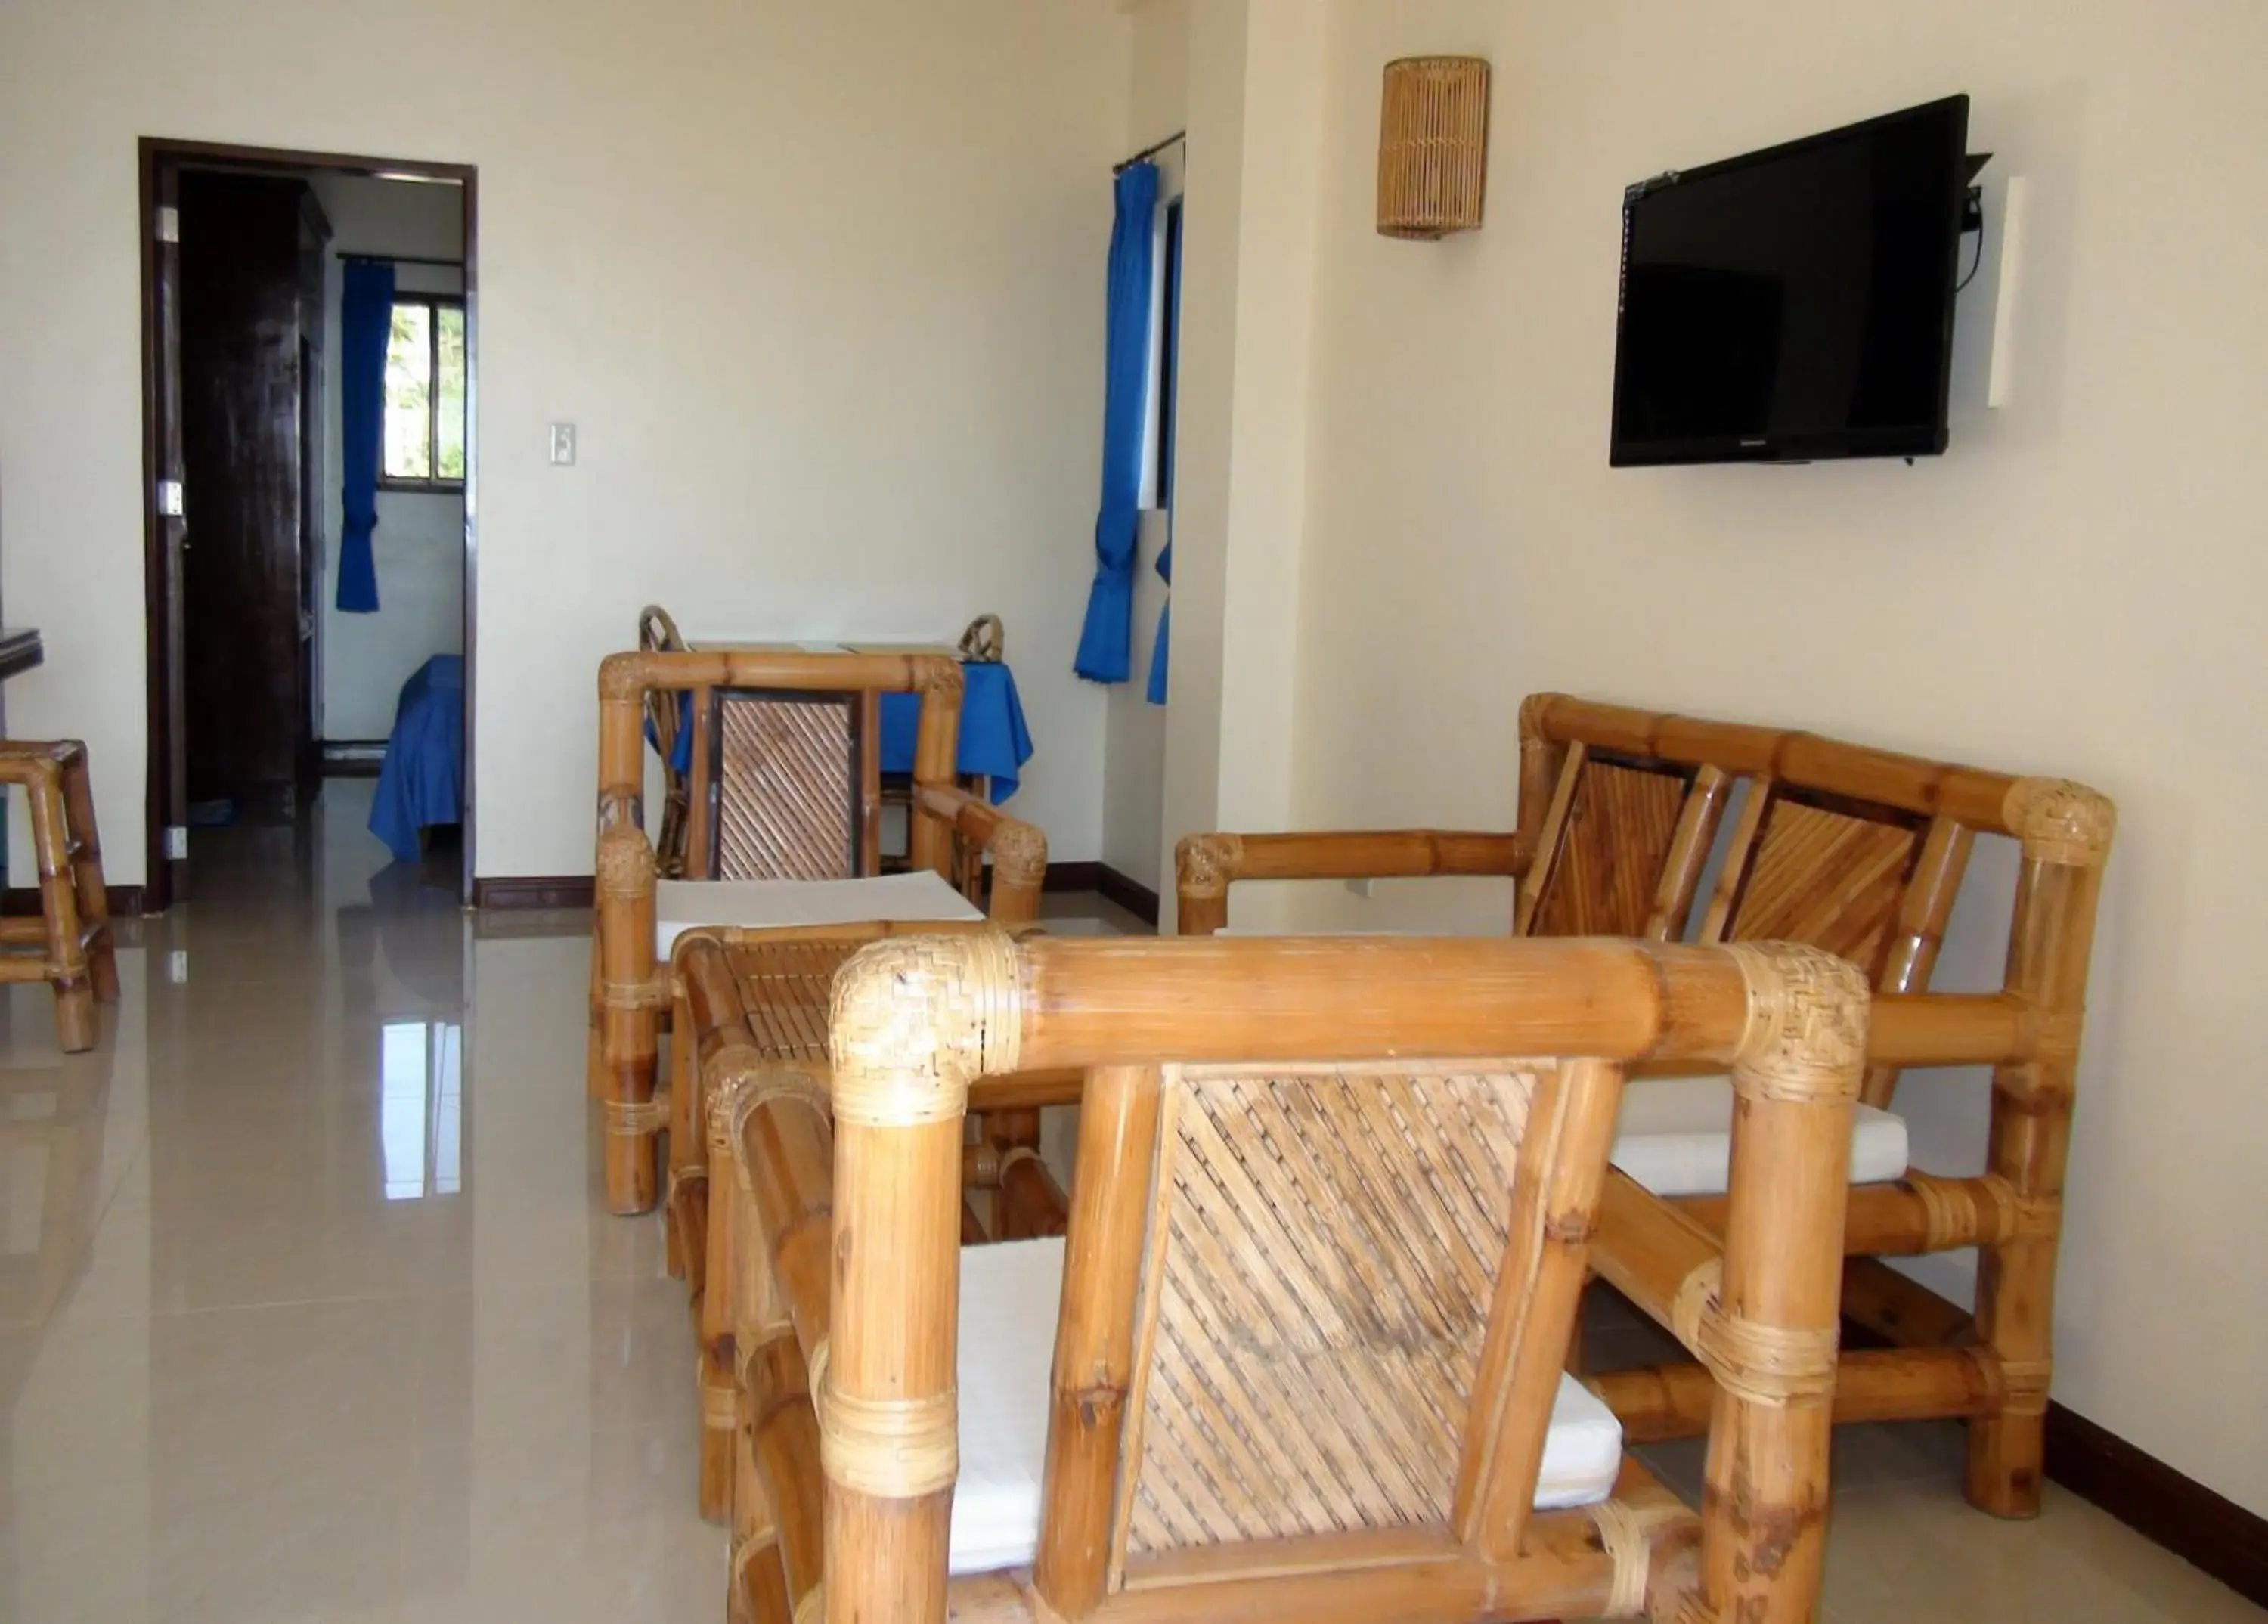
1588,1498,1693,1618
826,932,1023,1125
603,1095,669,1134
809,1341,959,1499
1671,1258,1839,1409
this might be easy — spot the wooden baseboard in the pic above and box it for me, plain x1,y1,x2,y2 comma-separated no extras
1093,863,1161,928
1041,861,1099,892
3,885,147,919
2043,1399,2266,1605
472,875,594,911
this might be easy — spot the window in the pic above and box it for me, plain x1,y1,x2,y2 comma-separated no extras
1139,196,1185,510
1156,197,1183,510
381,295,466,489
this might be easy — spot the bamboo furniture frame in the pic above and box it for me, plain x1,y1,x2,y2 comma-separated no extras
668,918,1080,1524
0,741,119,1052
1175,693,2115,1520
590,648,1048,1219
717,931,1867,1624
637,605,693,879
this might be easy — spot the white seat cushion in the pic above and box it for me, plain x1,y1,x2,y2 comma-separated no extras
949,1236,1625,1576
1611,1074,1910,1198
655,869,981,959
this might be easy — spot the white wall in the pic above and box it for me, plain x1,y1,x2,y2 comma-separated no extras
1098,0,1190,897
1152,0,1332,928
1275,0,2268,1513
308,173,466,742
0,0,1127,883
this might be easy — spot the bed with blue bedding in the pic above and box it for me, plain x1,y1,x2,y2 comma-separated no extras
370,655,464,863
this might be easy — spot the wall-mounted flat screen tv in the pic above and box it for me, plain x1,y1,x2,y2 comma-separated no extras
1610,95,1971,466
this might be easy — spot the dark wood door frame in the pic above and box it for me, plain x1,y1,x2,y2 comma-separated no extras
138,137,479,910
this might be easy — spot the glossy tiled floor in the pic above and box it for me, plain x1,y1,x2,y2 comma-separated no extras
0,781,2257,1622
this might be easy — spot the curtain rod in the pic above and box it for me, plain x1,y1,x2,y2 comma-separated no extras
338,252,464,268
1114,130,1185,174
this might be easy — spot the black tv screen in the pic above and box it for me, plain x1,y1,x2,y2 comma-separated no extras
1610,95,1971,466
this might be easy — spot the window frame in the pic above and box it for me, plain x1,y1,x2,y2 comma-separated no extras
1157,196,1183,511
376,292,467,494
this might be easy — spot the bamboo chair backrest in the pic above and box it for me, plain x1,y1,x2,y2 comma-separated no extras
596,647,965,887
1105,1056,1584,1570
1514,693,2090,1105
637,606,692,878
705,686,879,881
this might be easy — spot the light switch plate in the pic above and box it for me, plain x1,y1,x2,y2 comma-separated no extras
549,423,577,466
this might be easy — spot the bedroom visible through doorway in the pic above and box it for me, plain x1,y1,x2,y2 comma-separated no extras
138,139,478,910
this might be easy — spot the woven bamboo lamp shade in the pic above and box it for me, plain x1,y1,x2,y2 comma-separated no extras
1377,55,1491,239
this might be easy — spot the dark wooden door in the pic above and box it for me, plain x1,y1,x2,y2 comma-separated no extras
178,170,307,804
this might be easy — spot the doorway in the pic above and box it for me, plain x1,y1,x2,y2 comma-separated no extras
138,140,479,910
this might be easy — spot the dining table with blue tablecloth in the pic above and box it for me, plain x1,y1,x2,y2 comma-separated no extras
662,644,1033,801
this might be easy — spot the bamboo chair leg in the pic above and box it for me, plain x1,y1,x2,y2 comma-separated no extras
1965,814,2105,1519
824,938,996,1624
1693,945,1864,1624
733,1182,802,1624
57,745,117,1005
586,921,606,1101
26,767,95,1054
694,1094,739,1520
698,1342,736,1526
663,986,699,1281
596,829,662,1215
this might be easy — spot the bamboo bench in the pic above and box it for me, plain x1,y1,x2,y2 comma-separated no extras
716,931,1869,1624
1175,693,2115,1520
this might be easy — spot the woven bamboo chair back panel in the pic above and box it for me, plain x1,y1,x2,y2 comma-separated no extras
1520,749,1691,938
1119,1061,1543,1557
707,690,866,881
1714,791,1923,980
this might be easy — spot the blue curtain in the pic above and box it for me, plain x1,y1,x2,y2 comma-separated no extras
337,261,395,613
1074,162,1160,683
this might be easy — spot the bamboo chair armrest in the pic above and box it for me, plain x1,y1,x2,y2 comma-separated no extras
1174,829,1526,934
912,783,1047,925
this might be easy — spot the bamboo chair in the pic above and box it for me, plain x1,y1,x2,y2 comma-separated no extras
589,649,1048,1220
717,931,1867,1624
1175,693,2114,1520
0,741,119,1053
668,916,1079,1523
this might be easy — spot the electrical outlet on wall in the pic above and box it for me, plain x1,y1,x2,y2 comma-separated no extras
549,423,577,466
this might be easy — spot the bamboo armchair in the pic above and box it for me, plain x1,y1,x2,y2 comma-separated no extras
1176,693,2115,1520
714,931,1867,1624
668,917,1080,1523
589,647,1048,1218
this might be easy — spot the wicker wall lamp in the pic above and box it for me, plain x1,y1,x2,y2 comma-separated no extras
1377,55,1492,239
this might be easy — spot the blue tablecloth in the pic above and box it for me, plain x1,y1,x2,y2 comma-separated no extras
370,655,464,862
665,659,1032,804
